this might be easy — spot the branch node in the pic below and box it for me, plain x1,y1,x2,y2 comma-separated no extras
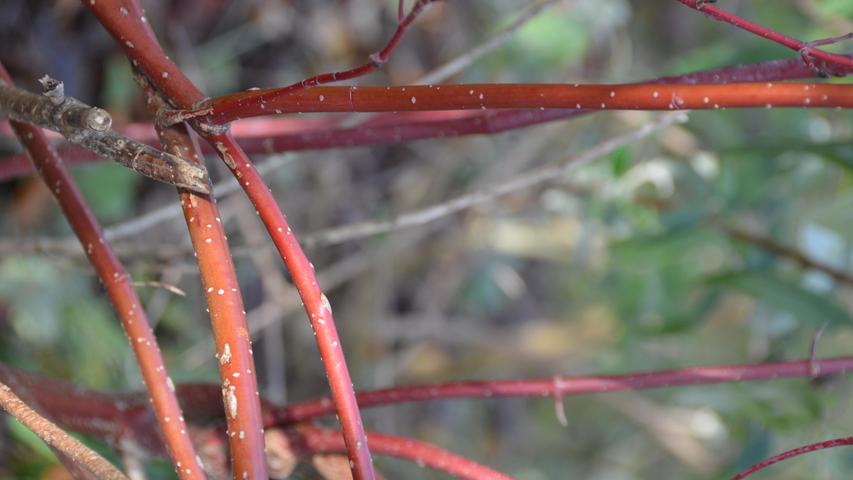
83,107,113,132
368,53,386,69
798,33,852,78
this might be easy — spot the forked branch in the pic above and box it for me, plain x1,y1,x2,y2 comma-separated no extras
675,0,853,74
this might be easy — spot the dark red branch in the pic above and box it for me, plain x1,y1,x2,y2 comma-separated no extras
3,355,853,475
732,436,853,479
271,356,853,425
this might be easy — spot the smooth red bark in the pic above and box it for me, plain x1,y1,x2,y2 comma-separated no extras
175,82,853,125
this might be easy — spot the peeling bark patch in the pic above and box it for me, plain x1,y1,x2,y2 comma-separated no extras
219,343,232,365
214,141,236,169
225,385,238,419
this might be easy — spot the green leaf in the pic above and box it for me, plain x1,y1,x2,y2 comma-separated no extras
707,270,851,327
609,146,632,178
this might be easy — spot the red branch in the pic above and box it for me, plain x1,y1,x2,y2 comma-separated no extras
4,356,853,451
270,356,853,425
171,82,853,125
732,436,853,479
83,1,375,478
674,0,853,73
2,356,853,475
2,55,847,183
0,63,204,479
290,424,514,480
141,81,269,477
200,131,375,477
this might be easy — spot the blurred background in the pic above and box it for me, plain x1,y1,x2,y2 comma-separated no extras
1,0,852,478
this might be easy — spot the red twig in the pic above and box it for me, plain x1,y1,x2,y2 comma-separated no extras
271,356,853,425
170,82,853,125
282,0,440,93
83,1,375,478
290,424,515,480
0,63,204,479
675,0,853,73
732,436,853,479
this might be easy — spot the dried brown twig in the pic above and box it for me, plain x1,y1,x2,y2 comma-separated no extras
0,76,209,193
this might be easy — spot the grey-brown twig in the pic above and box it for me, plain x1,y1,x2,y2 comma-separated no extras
304,112,688,246
0,381,129,480
0,77,209,193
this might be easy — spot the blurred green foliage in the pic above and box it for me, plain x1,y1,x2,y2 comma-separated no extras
0,0,851,478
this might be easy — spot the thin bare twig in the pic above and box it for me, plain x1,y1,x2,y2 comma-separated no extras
303,112,687,246
0,78,209,193
718,223,853,288
0,381,129,480
131,280,187,296
0,155,293,259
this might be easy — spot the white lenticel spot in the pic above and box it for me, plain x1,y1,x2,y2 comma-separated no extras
220,343,232,365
